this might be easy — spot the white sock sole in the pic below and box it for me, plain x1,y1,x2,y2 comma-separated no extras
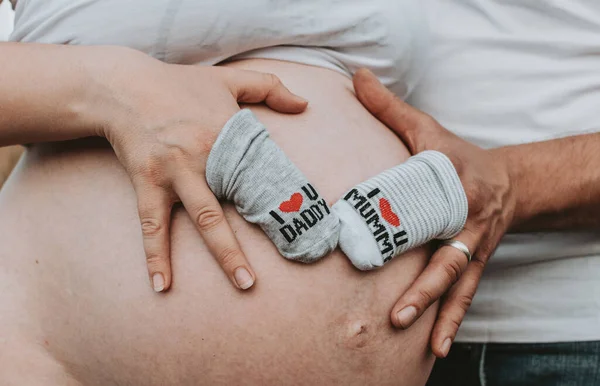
332,200,384,270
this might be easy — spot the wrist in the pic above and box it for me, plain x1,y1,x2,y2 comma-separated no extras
76,45,148,140
0,43,143,146
490,146,530,227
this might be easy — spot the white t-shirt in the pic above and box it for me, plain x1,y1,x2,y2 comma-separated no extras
10,0,427,99
409,0,600,342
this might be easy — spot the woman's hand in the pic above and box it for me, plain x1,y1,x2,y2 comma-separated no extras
87,47,308,293
353,69,517,358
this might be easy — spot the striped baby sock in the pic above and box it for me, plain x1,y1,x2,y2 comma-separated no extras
206,109,340,263
333,151,468,270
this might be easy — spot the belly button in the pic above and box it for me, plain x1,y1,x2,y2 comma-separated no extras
346,320,371,349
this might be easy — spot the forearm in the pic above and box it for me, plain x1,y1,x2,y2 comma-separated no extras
0,42,128,146
493,132,600,231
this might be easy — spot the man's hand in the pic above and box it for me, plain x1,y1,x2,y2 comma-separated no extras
353,68,518,358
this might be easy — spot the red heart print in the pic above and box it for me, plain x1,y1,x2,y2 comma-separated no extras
279,193,303,213
379,198,400,227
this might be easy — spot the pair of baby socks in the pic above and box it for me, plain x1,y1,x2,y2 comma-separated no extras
206,110,468,269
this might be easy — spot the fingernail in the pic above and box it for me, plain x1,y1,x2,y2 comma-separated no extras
396,306,417,328
234,267,254,290
152,273,165,293
440,338,452,357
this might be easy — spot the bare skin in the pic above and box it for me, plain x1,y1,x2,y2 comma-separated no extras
0,59,436,385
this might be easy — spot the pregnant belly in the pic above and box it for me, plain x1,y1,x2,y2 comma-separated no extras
0,59,436,385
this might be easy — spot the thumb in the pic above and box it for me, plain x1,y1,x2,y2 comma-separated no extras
224,68,308,114
353,68,431,154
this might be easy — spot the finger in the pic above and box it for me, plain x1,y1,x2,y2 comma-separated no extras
135,184,174,293
430,256,486,358
175,174,256,290
390,230,480,329
352,68,432,153
223,69,308,114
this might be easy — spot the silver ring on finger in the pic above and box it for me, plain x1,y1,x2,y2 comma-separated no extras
440,239,472,262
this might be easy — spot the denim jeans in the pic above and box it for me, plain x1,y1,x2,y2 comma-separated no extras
426,341,600,386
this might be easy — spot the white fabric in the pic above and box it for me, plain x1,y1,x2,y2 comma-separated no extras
0,1,14,41
10,0,428,99
408,0,600,343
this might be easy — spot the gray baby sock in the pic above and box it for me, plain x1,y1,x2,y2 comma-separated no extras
206,109,340,263
332,150,468,270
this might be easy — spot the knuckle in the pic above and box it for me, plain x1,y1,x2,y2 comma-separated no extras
135,158,167,186
217,247,243,268
195,205,223,231
140,217,163,237
466,185,484,211
442,313,463,332
142,140,190,173
164,144,187,163
455,294,473,312
415,287,436,308
476,246,493,261
470,256,487,271
460,226,478,241
478,200,502,222
145,253,165,265
441,259,463,285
